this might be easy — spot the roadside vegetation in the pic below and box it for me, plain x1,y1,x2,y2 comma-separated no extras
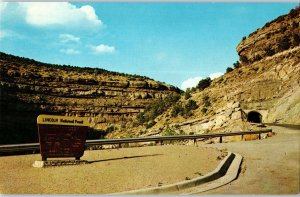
134,94,181,127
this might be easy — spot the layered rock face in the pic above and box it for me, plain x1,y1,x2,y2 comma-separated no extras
237,7,300,64
233,7,300,124
0,53,180,144
139,7,300,136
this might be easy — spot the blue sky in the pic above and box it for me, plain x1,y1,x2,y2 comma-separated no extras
0,2,298,89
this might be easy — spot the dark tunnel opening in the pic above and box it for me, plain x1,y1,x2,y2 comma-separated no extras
247,111,262,123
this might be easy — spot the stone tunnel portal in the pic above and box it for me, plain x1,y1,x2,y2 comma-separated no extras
247,111,262,123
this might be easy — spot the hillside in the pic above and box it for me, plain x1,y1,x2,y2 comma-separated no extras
1,7,299,143
0,53,180,144
116,6,300,137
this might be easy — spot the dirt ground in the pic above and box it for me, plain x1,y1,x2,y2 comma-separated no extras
0,145,223,194
196,126,299,194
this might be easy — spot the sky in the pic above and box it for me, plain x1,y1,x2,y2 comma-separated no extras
0,2,298,90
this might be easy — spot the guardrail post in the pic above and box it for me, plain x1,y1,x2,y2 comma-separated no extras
219,136,222,143
241,134,244,140
160,140,163,145
194,139,197,146
258,133,261,140
118,143,122,148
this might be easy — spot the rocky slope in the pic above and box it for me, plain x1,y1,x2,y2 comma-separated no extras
1,7,299,143
237,7,300,64
0,53,180,144
121,6,300,137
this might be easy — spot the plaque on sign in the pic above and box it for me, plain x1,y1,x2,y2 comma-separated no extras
37,115,89,161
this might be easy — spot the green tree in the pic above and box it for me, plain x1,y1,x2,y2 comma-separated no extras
197,77,211,91
226,67,233,73
185,99,198,111
184,99,198,117
233,61,241,69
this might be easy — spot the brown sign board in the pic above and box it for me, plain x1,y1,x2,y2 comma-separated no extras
37,115,89,161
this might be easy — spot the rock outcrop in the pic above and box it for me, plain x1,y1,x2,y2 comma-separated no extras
1,7,299,143
237,7,300,64
0,53,180,144
132,6,300,136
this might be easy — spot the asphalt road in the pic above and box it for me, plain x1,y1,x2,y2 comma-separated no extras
193,126,300,194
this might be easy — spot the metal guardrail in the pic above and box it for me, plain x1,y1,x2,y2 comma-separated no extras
0,129,272,153
263,123,300,129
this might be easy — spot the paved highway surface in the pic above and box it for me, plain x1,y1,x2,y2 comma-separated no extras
190,126,299,194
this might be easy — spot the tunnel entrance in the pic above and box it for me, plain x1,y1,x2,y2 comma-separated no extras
247,111,262,123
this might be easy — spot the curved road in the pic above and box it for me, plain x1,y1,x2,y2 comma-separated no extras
191,126,299,194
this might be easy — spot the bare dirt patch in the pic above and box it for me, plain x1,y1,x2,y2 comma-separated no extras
0,145,223,194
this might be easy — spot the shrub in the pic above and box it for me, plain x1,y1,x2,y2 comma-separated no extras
265,47,275,56
135,94,180,125
253,54,262,62
162,127,178,136
293,33,300,46
171,100,198,118
183,100,198,116
145,120,156,129
184,91,191,100
292,21,299,29
226,67,233,73
171,103,184,117
233,61,241,69
240,55,249,63
202,95,211,108
201,107,208,114
106,126,117,133
185,99,198,112
280,26,287,33
201,95,210,114
289,8,299,18
278,36,291,51
197,77,211,91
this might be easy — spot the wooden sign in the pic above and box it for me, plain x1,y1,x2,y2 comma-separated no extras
37,115,89,161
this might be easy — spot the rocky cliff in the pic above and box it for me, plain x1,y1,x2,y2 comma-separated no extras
237,7,300,64
123,6,300,137
1,7,299,143
0,53,180,144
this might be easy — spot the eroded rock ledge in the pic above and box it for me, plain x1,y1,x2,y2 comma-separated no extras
0,52,180,144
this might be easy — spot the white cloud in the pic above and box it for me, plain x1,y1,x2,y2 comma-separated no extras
0,30,8,39
181,76,204,91
60,48,80,55
59,34,80,43
180,72,223,90
209,72,223,79
0,2,8,13
90,44,116,54
0,29,18,39
18,3,102,29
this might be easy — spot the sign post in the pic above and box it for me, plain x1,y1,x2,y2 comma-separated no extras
37,115,89,161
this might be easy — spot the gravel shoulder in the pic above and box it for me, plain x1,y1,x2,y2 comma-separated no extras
0,145,223,194
196,126,300,194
